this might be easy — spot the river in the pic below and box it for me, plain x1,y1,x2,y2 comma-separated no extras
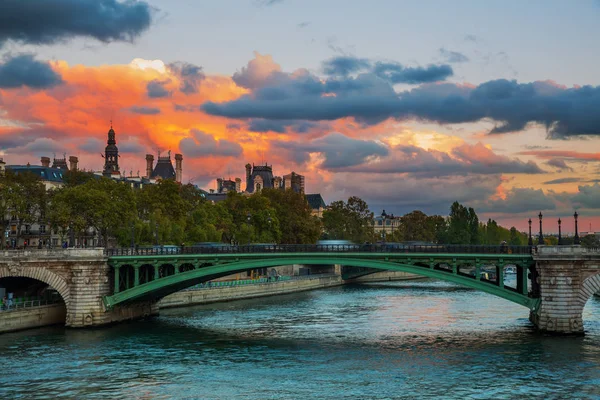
1,279,599,399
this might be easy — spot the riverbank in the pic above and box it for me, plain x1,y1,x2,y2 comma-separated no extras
160,274,342,308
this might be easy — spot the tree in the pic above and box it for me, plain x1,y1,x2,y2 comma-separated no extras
581,234,600,249
322,196,373,243
261,189,321,244
509,227,522,246
447,202,471,244
399,210,434,242
467,207,480,244
2,171,46,246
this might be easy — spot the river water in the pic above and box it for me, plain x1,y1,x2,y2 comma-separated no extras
1,279,599,399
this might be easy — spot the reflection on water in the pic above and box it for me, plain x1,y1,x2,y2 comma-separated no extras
1,279,599,399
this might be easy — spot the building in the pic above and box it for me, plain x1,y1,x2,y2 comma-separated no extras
245,163,276,193
283,172,305,193
216,177,242,193
306,194,326,218
102,125,120,176
372,210,401,240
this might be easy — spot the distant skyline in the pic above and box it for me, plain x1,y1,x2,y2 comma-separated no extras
0,0,599,232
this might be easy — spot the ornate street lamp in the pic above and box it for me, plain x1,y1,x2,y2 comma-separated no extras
574,211,580,245
154,222,159,246
538,212,544,245
528,218,533,246
381,209,387,243
558,218,562,245
246,212,252,245
130,222,135,249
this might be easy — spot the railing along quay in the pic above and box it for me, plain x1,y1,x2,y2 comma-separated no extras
0,299,63,312
105,244,534,257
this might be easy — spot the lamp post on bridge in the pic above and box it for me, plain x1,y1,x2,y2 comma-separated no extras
538,212,544,245
558,218,562,245
246,212,252,245
154,222,159,246
381,209,387,244
574,211,580,245
528,218,533,246
130,222,135,249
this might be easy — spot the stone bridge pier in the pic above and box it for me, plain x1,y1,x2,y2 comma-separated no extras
531,246,600,335
0,249,157,328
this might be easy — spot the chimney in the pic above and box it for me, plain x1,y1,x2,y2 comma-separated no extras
245,163,252,192
145,154,154,178
235,177,241,193
175,153,183,183
41,156,51,168
217,178,223,193
69,156,78,171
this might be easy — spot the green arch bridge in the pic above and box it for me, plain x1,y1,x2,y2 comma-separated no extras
103,244,539,311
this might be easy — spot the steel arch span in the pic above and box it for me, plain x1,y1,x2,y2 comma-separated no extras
103,252,538,310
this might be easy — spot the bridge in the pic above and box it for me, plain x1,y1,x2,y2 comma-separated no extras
1,245,599,334
103,244,537,310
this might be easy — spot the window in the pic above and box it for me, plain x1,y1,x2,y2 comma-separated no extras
40,225,46,234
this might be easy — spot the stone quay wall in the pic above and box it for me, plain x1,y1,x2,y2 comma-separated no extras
0,303,66,334
161,274,342,308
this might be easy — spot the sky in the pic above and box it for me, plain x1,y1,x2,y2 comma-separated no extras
0,0,599,234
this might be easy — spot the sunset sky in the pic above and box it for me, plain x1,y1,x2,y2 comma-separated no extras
0,0,599,233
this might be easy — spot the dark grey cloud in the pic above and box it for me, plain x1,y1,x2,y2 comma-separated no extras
479,188,557,213
179,129,242,157
439,48,469,63
273,133,389,168
203,76,600,138
79,138,103,153
128,106,160,115
14,138,63,155
322,56,371,76
119,139,145,154
321,56,453,83
147,79,171,98
545,158,573,172
167,62,205,95
543,177,582,185
340,143,544,177
373,62,453,84
329,173,500,216
248,119,320,133
569,183,600,209
0,0,154,46
0,54,63,89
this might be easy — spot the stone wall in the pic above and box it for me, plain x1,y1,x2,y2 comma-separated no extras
0,303,66,333
160,275,341,308
531,246,600,335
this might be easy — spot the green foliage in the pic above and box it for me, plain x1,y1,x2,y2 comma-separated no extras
261,189,321,244
0,170,46,248
581,234,600,248
322,196,374,243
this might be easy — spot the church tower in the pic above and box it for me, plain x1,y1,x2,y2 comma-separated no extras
103,123,120,176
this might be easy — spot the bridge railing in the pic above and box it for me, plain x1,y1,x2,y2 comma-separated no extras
105,244,533,257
